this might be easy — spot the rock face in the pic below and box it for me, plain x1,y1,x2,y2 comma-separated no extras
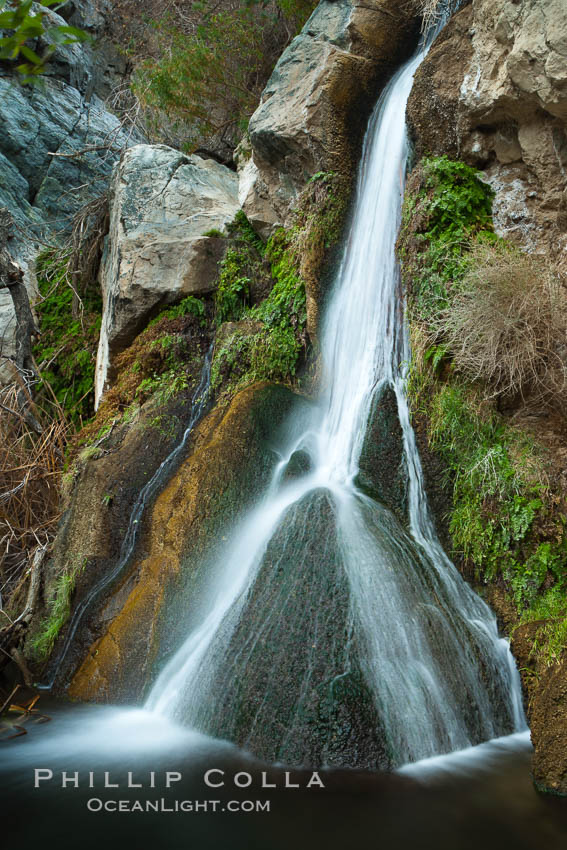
0,79,136,236
240,0,420,236
530,656,567,794
0,1,139,383
512,624,567,794
356,384,408,525
198,487,389,769
94,145,239,406
66,383,298,702
406,0,567,793
407,0,567,264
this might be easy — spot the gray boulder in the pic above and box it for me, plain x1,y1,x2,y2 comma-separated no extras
240,0,419,236
0,78,138,226
95,145,239,407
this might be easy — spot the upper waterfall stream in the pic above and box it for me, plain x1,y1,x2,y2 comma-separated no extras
145,42,526,768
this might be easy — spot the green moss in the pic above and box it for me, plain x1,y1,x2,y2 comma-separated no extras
145,413,180,439
33,249,102,426
148,295,206,325
207,173,347,398
74,308,210,453
520,587,567,667
215,248,251,323
30,558,86,661
254,228,306,329
210,221,307,394
399,156,496,322
227,209,265,255
401,156,567,655
300,170,348,242
410,371,565,598
213,211,268,324
211,324,301,392
136,371,190,405
420,156,494,237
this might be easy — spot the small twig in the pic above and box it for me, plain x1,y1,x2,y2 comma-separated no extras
47,144,122,159
0,685,19,716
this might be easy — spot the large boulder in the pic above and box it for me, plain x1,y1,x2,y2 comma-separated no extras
407,0,567,265
240,0,420,236
94,145,239,406
0,79,137,230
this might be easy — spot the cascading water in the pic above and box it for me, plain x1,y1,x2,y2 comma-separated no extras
146,37,526,768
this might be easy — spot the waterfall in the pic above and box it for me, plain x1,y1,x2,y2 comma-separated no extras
146,39,526,768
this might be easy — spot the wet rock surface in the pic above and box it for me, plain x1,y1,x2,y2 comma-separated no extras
67,383,299,702
283,449,313,479
356,384,408,525
199,489,391,769
512,624,567,795
30,348,211,691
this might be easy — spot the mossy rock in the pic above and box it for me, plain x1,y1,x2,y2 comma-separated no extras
356,384,408,526
27,370,208,681
283,449,312,480
67,382,303,703
173,488,390,770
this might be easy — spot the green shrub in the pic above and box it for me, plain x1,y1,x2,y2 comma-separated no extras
131,0,316,151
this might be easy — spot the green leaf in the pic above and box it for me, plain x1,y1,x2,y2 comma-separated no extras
0,11,18,26
57,24,89,39
12,0,34,25
20,43,42,64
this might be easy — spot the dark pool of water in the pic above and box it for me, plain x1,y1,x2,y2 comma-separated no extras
1,702,566,850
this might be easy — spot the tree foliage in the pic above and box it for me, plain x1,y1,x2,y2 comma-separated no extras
132,0,316,153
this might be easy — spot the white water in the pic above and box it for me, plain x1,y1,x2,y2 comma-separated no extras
147,44,526,766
